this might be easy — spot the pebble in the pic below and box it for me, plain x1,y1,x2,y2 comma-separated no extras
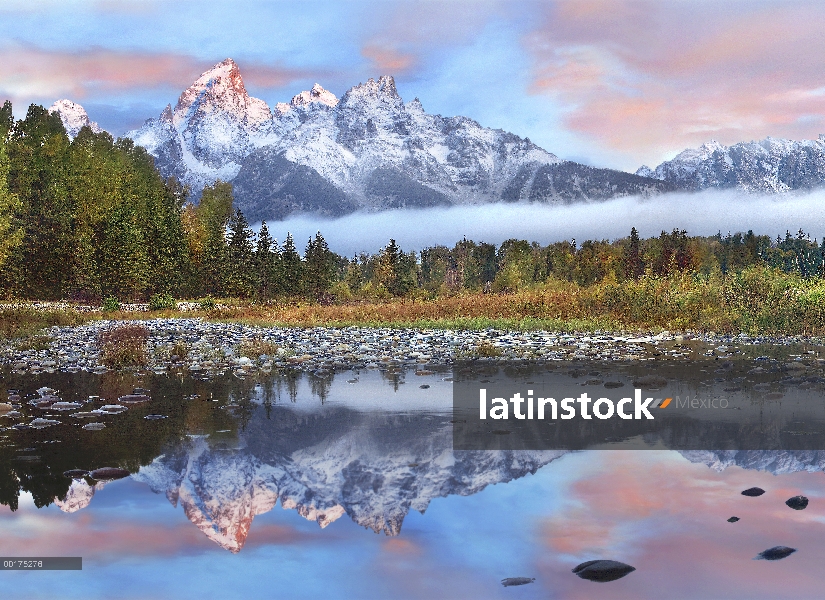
500,577,535,587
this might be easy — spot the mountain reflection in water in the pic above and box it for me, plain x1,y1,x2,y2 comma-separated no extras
1,367,568,552
3,365,825,599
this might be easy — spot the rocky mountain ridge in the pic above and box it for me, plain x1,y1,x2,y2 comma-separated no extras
637,135,825,193
125,59,672,221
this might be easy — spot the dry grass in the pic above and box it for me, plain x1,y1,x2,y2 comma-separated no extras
236,337,282,358
97,323,150,368
15,334,53,351
0,306,89,341
209,267,825,335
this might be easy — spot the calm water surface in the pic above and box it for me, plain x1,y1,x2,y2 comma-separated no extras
1,360,825,599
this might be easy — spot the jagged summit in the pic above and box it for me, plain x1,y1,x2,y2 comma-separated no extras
290,83,338,108
48,99,102,139
172,57,271,128
340,75,401,104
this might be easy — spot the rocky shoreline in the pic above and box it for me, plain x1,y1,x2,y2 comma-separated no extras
1,318,824,376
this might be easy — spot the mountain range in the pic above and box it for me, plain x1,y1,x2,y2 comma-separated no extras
46,58,825,221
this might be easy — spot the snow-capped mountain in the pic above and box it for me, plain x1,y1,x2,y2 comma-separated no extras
48,99,102,139
637,135,825,193
127,59,671,221
127,58,273,191
680,450,825,474
130,410,567,553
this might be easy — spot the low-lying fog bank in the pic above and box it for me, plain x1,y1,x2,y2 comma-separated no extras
254,189,825,255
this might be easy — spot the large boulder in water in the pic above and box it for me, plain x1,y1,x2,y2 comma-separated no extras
741,487,765,497
755,546,796,561
785,495,808,510
573,560,635,582
90,467,130,481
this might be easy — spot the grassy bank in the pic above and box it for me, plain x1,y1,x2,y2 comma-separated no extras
0,305,91,341
4,266,825,338
222,267,825,335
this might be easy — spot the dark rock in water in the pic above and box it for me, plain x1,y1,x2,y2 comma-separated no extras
604,381,625,389
419,384,430,389
89,467,130,481
573,560,636,582
632,375,667,389
755,546,796,561
63,469,89,479
501,577,535,587
727,517,740,522
741,487,765,497
785,495,808,510
143,414,168,420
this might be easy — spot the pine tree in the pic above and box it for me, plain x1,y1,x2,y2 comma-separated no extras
623,227,644,280
280,232,302,296
303,231,335,298
226,208,254,297
377,239,415,296
255,221,276,299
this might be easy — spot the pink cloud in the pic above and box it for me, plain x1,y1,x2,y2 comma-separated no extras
0,44,308,104
361,44,417,75
358,0,505,76
0,505,315,560
526,1,825,164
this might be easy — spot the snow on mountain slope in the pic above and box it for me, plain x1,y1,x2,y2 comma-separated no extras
638,135,825,193
55,478,108,513
126,59,670,220
127,58,272,191
48,100,102,139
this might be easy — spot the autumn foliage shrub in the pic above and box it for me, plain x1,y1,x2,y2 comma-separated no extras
97,323,150,368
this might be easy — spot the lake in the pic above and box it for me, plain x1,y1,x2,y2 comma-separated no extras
2,356,825,599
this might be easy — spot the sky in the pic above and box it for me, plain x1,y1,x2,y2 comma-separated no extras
2,0,825,172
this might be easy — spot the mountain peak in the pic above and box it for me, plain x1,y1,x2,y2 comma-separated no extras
290,83,339,108
171,58,271,130
48,99,102,139
377,75,398,98
196,58,240,84
342,75,402,104
698,140,725,153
